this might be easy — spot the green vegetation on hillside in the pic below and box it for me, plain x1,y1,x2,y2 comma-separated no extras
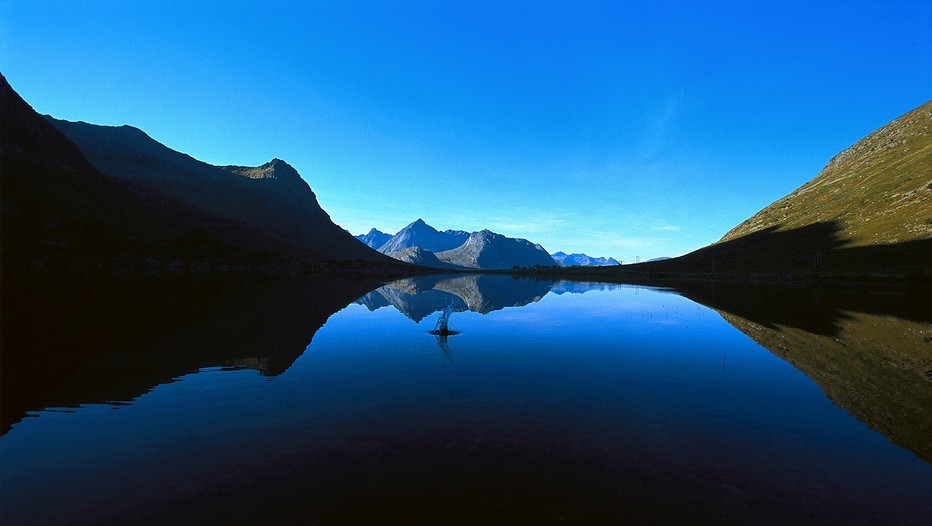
723,102,931,246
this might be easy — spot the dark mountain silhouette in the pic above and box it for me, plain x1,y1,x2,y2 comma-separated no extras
2,273,381,434
552,251,619,267
436,229,557,270
377,218,470,254
46,116,391,263
0,72,220,273
355,228,391,248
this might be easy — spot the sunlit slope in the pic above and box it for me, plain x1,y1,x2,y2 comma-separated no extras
623,102,932,278
722,102,931,246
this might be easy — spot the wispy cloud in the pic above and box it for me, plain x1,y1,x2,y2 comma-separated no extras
650,224,680,232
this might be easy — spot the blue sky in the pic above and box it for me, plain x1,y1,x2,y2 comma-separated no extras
2,1,929,260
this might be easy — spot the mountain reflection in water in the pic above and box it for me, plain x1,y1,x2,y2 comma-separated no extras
1,273,930,525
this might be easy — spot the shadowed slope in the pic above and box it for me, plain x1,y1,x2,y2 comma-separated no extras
387,246,465,270
0,72,220,272
46,116,391,262
633,221,931,279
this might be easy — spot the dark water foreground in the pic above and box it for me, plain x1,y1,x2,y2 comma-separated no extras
1,274,930,525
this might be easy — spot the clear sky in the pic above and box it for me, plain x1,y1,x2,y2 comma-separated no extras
2,1,930,261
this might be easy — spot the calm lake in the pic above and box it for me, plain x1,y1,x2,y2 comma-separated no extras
1,274,930,525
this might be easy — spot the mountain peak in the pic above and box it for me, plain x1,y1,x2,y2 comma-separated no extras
254,158,299,180
378,219,469,254
436,230,556,269
355,228,392,249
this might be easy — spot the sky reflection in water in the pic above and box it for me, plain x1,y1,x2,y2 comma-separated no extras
1,276,930,525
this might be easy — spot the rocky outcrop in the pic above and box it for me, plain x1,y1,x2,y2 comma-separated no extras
387,246,464,269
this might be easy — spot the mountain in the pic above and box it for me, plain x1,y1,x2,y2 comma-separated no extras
0,72,199,272
436,229,557,270
638,102,932,278
552,251,619,267
721,101,931,246
387,246,463,270
45,116,391,263
377,219,470,254
355,228,391,249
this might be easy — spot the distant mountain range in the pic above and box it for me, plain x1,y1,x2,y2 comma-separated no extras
6,69,926,280
355,228,391,249
356,219,557,270
551,251,619,267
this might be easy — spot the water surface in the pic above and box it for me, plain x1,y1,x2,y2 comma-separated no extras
1,275,929,525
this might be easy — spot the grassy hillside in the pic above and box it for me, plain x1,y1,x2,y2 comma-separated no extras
723,101,931,245
619,102,932,280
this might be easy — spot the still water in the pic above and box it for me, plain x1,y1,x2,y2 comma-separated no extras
1,275,930,524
